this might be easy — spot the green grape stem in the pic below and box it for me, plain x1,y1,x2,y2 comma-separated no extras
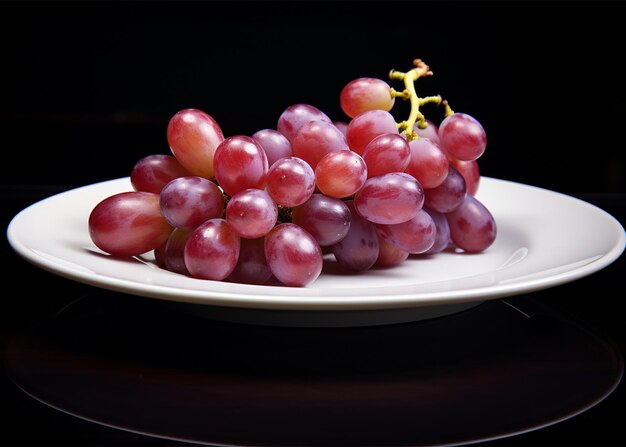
389,59,449,140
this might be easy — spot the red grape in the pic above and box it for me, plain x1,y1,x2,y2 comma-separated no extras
354,172,424,225
331,201,379,272
225,189,278,239
213,135,269,196
315,150,368,199
184,218,240,280
89,191,172,257
450,158,480,196
405,138,449,189
438,113,487,161
159,176,224,230
291,194,351,246
167,108,224,179
446,195,497,253
340,77,394,118
131,154,191,193
375,209,436,254
266,156,315,207
424,166,467,213
264,223,323,287
362,133,411,178
227,237,272,285
252,129,293,167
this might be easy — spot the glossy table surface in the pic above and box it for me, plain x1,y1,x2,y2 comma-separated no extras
2,186,625,446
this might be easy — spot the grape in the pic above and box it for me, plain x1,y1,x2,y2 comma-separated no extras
346,110,399,155
354,172,424,225
252,129,293,167
450,158,480,196
331,201,379,272
423,207,450,254
362,133,411,178
375,209,436,254
405,138,449,189
213,135,269,196
424,165,467,213
438,113,487,161
184,218,240,281
334,121,349,137
340,77,395,118
227,237,272,285
159,176,224,230
292,120,349,170
167,108,225,179
375,235,409,268
89,191,172,257
225,189,278,239
162,227,192,275
413,119,440,143
154,240,167,269
266,156,315,207
291,194,351,246
315,150,368,199
264,223,323,287
277,103,332,143
130,154,191,193
446,195,497,253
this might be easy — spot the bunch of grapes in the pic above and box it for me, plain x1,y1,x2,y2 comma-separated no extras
88,59,496,287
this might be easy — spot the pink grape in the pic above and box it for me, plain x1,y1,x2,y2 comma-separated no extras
89,191,172,257
362,133,411,178
167,108,225,179
354,172,424,225
264,223,323,287
438,113,487,161
225,189,278,239
331,201,379,272
423,207,450,254
346,110,399,155
405,138,449,189
162,227,192,275
292,120,349,170
291,194,351,246
334,121,349,137
130,154,191,193
450,158,480,196
159,176,224,230
277,104,332,143
315,150,368,199
227,237,272,285
424,165,467,213
375,235,409,268
252,129,293,167
446,195,497,253
375,209,436,254
413,119,440,143
266,156,315,207
213,135,269,196
184,218,240,280
340,77,394,118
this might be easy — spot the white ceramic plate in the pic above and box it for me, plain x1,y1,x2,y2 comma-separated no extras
7,177,626,326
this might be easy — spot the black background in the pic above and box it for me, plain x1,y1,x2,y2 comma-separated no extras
2,0,624,193
1,1,625,446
